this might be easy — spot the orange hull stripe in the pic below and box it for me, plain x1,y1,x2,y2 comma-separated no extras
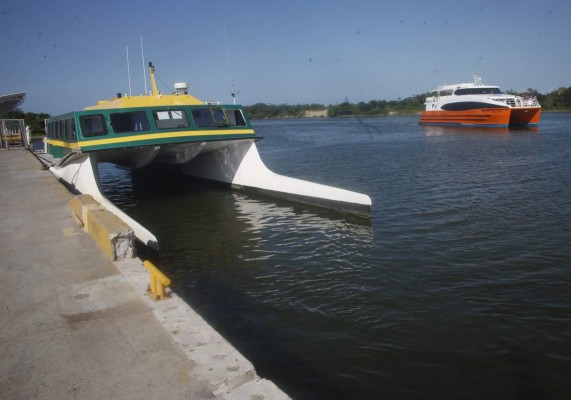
419,108,541,126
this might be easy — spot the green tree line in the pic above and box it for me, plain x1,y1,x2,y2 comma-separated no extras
244,103,326,119
2,86,570,130
0,110,50,136
244,86,571,119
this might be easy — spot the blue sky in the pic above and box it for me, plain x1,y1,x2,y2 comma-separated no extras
2,0,570,115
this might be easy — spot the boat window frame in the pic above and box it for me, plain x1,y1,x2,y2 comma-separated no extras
70,118,77,141
59,120,64,139
191,107,230,128
224,108,248,127
191,107,245,128
79,114,108,137
437,90,453,97
109,110,151,134
152,109,190,129
64,120,69,139
210,107,228,125
454,87,503,96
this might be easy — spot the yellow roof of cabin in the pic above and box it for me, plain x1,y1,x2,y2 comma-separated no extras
84,93,205,110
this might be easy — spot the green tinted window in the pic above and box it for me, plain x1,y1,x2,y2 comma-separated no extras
225,109,247,126
80,115,108,137
110,111,150,133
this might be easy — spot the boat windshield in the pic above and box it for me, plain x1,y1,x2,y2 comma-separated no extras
436,90,454,96
454,87,503,95
192,107,247,128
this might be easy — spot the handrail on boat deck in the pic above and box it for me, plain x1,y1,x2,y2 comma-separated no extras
424,95,540,108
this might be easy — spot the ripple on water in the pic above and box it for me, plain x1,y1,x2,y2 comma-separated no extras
98,115,571,399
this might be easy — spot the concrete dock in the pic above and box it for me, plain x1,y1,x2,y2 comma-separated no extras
0,148,290,399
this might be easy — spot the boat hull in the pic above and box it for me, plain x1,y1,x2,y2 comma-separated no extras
49,153,159,249
44,140,372,248
509,107,541,127
180,141,372,217
92,138,252,169
419,107,541,128
95,139,372,217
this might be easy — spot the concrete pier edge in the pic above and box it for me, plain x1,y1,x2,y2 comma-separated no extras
0,149,290,400
62,153,293,399
113,257,290,399
67,176,293,399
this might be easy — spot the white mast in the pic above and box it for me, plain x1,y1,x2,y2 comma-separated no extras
125,45,132,96
140,35,148,95
224,27,239,104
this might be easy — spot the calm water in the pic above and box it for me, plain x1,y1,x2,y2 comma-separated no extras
99,113,571,399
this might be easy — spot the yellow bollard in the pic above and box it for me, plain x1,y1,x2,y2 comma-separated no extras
143,260,171,301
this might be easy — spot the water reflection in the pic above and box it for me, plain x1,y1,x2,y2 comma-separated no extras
421,125,539,136
232,192,372,240
96,114,571,400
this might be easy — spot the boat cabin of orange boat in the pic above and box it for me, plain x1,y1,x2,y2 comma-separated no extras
419,75,541,128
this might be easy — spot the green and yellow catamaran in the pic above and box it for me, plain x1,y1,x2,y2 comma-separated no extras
43,63,371,249
45,63,255,167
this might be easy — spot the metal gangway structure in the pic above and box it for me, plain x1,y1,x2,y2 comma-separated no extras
0,92,29,149
0,119,28,149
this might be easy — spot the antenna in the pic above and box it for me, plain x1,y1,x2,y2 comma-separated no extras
231,85,240,105
125,45,132,96
140,35,148,95
224,27,239,104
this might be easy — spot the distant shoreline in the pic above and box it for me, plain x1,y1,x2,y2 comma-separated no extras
249,109,570,120
250,110,421,120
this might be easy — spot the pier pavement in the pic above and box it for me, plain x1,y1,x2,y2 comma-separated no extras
0,148,290,400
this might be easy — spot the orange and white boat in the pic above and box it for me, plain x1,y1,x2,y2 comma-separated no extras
419,75,541,128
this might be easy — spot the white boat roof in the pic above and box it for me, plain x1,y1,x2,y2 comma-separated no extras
435,74,499,92
437,82,500,91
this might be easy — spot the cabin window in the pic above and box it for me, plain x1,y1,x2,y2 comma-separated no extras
153,109,189,129
225,109,247,126
437,90,453,97
80,115,108,137
192,108,228,128
192,108,229,127
65,120,73,141
49,122,55,139
455,87,503,95
110,111,150,133
211,108,227,124
63,120,69,140
192,109,213,127
70,119,77,141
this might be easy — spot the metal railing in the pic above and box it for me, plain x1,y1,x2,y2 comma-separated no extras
0,119,26,149
496,97,541,108
424,96,541,108
143,260,171,301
